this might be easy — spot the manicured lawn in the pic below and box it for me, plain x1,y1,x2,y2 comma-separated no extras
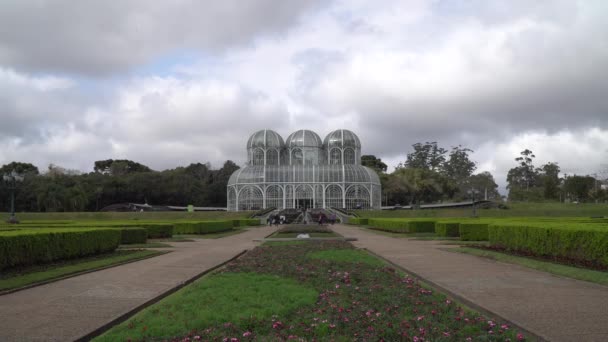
451,247,608,286
96,241,524,341
0,250,163,292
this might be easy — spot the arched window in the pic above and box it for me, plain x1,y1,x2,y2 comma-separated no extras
291,148,303,165
266,149,279,166
344,148,356,165
227,188,237,211
325,185,343,208
253,149,264,166
266,185,283,209
345,185,370,209
238,186,263,211
329,148,342,165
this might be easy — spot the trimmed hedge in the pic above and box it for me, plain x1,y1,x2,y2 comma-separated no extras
141,224,174,238
349,218,369,225
489,224,608,267
0,229,121,270
435,222,460,237
232,219,261,227
119,228,148,244
459,223,489,241
173,221,234,235
368,219,436,233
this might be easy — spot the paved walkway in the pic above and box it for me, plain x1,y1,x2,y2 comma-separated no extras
0,226,276,342
332,225,608,342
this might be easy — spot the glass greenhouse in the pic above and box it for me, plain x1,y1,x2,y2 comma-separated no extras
227,129,382,211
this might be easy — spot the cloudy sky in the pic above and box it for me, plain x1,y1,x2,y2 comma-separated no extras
1,0,607,192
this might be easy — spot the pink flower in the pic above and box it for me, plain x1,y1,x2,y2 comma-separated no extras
329,324,336,329
443,332,451,337
272,321,284,330
501,324,510,330
242,331,252,337
193,337,201,341
416,315,425,321
517,332,525,341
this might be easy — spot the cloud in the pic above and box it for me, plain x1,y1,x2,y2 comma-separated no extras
0,0,324,76
0,0,607,197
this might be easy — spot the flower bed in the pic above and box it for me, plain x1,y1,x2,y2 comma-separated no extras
97,241,524,341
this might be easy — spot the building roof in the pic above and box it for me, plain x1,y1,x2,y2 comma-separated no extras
228,164,381,186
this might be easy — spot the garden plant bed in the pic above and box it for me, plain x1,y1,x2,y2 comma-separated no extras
96,241,525,341
0,250,164,293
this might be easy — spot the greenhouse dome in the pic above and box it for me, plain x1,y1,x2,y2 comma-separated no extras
227,129,382,211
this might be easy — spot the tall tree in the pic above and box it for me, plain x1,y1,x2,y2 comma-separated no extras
538,162,561,200
361,155,388,173
404,142,447,171
0,162,39,175
563,175,596,202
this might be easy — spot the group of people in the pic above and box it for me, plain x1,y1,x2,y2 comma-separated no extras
267,214,285,226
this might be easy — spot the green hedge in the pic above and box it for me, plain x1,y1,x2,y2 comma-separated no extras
0,229,121,270
173,221,234,235
349,218,369,225
119,228,148,244
232,219,261,227
368,219,436,233
141,224,174,238
435,222,460,237
489,224,608,267
459,223,489,241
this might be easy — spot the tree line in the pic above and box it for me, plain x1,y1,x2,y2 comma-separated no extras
0,160,238,212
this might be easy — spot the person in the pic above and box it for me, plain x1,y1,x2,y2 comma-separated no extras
280,215,285,224
318,214,324,225
267,215,272,226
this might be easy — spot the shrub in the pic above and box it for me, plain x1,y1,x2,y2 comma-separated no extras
349,218,369,225
0,229,121,270
141,224,174,238
459,223,489,241
173,221,234,235
435,222,460,237
233,219,260,227
119,228,148,244
489,224,608,267
368,219,436,233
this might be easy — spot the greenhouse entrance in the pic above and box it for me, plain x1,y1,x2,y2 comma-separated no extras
296,198,313,209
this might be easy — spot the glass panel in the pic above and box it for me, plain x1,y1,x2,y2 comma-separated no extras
330,148,342,165
266,149,279,166
292,148,303,165
344,148,356,165
253,149,264,166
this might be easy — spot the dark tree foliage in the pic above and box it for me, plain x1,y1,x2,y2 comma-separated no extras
0,160,240,212
563,175,596,202
361,155,388,173
404,142,447,171
0,162,39,175
443,146,476,181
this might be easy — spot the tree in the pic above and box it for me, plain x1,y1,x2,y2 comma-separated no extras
538,162,561,200
443,146,476,181
0,162,39,175
404,142,447,171
564,175,596,202
462,172,500,201
387,167,444,205
507,149,541,200
361,155,388,173
94,159,152,175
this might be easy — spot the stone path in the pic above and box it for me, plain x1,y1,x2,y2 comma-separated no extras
332,224,608,342
0,226,276,342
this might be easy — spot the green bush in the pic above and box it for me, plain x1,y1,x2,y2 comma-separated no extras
233,219,260,227
173,221,234,235
368,219,436,233
489,224,608,267
141,224,174,238
0,229,121,270
459,223,489,241
349,218,369,225
119,228,148,244
435,222,460,237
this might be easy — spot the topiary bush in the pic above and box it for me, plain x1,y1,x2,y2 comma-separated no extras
349,218,369,225
459,223,489,241
368,219,436,233
119,228,148,244
0,229,121,270
435,222,460,237
141,224,174,238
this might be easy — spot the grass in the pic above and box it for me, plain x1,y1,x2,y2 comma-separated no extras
94,273,318,341
95,241,524,341
451,247,608,286
307,248,385,267
0,250,163,292
356,202,608,218
119,242,172,248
